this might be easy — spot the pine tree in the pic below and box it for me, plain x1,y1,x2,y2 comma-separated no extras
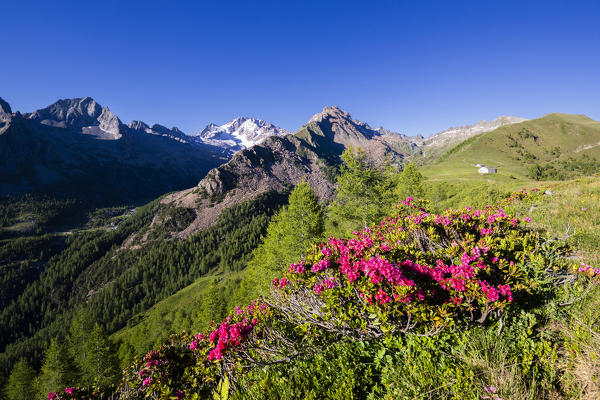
261,180,324,265
5,358,36,400
395,161,425,200
36,337,78,398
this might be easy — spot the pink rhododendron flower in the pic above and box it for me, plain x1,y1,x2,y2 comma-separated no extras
142,377,152,386
278,278,289,287
312,258,330,273
498,285,513,301
375,288,392,304
323,277,337,289
65,387,75,395
48,393,57,400
314,283,324,295
289,262,306,274
321,247,333,257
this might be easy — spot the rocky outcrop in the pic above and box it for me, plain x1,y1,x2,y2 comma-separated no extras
0,97,12,120
300,106,418,165
24,97,128,139
26,97,103,128
97,107,123,139
128,120,193,144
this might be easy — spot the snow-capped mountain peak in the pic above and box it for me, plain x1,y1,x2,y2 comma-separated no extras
195,117,290,153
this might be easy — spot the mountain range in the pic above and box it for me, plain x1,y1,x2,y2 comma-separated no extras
0,94,528,213
0,97,227,204
141,106,419,240
133,106,528,242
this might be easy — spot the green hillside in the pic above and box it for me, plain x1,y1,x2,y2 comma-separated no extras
423,113,600,182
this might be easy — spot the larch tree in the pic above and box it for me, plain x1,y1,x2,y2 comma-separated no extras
5,358,36,400
238,181,324,301
394,161,425,200
81,323,120,390
36,337,78,398
327,147,397,235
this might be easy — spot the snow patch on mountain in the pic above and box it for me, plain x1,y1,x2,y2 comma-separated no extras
195,117,290,154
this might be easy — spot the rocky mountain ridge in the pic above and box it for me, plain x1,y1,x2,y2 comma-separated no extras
425,115,528,147
25,97,125,140
0,97,227,204
1,94,532,233
142,106,419,240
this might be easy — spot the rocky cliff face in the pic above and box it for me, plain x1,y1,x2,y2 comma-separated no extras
25,97,127,139
300,106,418,162
128,120,193,144
0,97,13,121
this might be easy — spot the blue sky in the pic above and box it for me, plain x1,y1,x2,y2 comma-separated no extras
1,0,599,136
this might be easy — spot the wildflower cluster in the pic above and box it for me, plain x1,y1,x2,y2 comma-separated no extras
116,300,274,399
46,387,99,400
204,304,261,360
575,262,600,278
271,197,541,336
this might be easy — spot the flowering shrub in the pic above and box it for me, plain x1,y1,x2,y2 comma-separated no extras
268,197,545,338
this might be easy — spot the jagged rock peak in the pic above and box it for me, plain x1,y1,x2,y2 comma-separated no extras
29,97,103,123
308,106,353,124
23,97,125,139
0,97,13,115
198,123,219,136
129,120,150,131
98,107,121,136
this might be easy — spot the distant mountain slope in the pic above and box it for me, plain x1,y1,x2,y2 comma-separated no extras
0,97,228,205
195,117,290,155
129,106,418,241
422,116,528,160
425,113,600,181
